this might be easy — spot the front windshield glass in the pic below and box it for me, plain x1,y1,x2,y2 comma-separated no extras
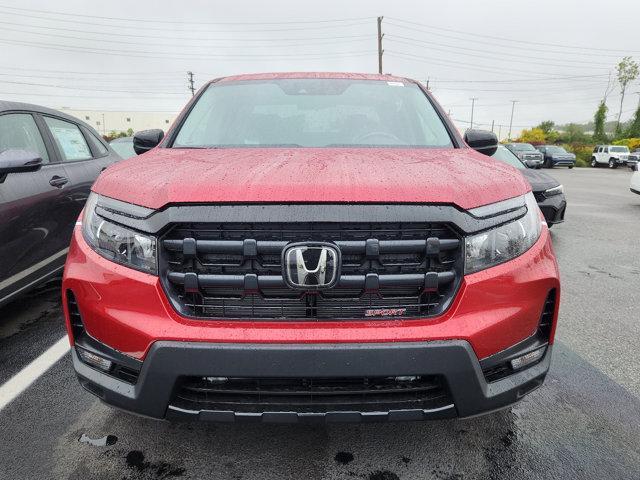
172,79,453,148
610,146,629,153
511,143,536,151
492,145,525,169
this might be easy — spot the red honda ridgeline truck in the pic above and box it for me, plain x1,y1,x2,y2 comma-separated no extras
63,73,559,422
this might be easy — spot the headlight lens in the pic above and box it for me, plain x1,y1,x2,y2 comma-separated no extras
82,193,157,274
544,184,563,197
465,193,542,274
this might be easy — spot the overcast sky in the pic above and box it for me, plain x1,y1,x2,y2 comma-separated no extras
1,0,640,136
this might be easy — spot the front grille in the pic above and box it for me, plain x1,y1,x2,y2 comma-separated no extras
171,375,452,414
533,191,546,202
160,222,463,320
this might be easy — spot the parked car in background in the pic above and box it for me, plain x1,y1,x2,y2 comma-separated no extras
591,145,630,168
109,136,136,160
535,145,576,169
0,101,121,306
504,143,543,169
626,149,640,171
492,145,566,226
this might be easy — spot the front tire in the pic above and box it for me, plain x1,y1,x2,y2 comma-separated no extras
568,165,574,169
591,157,598,167
609,158,618,169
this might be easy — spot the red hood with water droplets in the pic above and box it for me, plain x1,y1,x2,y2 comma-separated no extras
93,147,529,210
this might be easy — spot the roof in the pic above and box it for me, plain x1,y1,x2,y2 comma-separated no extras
217,72,412,83
0,100,102,136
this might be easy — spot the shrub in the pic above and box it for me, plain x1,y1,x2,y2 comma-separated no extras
613,138,640,150
564,144,593,167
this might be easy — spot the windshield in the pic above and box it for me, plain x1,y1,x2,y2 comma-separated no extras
510,143,537,151
172,79,453,148
610,146,629,153
546,146,567,154
492,145,525,170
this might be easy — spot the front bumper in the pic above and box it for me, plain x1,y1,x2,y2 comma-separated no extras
73,337,552,422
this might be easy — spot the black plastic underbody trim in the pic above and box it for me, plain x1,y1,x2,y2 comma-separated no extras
72,340,552,422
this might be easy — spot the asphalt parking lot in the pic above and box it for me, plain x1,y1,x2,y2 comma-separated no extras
1,167,639,480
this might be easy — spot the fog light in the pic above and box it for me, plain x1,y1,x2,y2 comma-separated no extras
77,347,113,372
510,347,546,371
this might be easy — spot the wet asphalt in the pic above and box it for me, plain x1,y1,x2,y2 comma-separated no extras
0,167,639,480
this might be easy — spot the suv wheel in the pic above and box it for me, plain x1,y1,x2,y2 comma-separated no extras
591,157,597,167
608,158,618,169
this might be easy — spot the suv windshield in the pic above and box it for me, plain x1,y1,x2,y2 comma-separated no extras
510,143,536,151
172,79,453,148
546,146,567,154
610,146,629,153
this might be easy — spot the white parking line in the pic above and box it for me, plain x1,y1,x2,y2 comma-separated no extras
0,336,70,411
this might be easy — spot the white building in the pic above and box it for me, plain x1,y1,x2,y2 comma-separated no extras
58,109,178,136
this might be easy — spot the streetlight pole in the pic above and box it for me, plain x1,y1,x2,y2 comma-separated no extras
508,100,518,141
470,97,478,129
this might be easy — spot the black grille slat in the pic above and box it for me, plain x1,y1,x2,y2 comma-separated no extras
171,375,452,413
160,222,463,320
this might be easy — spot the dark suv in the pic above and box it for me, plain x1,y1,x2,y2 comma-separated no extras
0,101,121,306
535,145,576,169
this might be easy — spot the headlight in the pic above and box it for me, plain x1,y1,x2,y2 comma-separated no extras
82,193,157,274
544,185,563,197
465,193,542,274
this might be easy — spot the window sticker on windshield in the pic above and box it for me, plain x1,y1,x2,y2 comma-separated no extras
387,81,404,86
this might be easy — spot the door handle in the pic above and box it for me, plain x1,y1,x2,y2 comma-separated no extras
49,175,69,188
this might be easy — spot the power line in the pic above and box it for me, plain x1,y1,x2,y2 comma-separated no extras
0,19,374,43
0,38,375,61
385,35,614,67
0,8,371,34
0,5,371,26
0,24,373,50
386,17,640,54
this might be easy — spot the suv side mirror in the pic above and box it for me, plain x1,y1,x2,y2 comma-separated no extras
464,129,498,156
0,149,43,175
133,129,164,155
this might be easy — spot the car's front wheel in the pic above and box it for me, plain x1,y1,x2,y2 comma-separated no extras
568,165,574,169
591,157,597,167
609,158,618,169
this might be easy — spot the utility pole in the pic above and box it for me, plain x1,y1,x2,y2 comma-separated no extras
508,100,518,141
491,120,495,132
469,97,478,129
377,17,384,74
426,77,430,90
187,71,195,96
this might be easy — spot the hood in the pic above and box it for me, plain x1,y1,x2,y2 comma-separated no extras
520,168,560,192
93,147,530,211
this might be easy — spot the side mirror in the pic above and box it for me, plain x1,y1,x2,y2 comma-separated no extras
0,149,43,175
464,129,498,156
133,129,164,155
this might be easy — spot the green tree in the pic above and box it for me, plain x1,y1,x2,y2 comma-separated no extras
536,120,555,134
625,104,640,138
615,56,639,134
558,123,588,144
593,101,609,143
